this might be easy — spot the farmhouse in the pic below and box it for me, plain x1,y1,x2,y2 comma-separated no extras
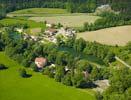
15,28,23,33
35,57,47,69
46,23,52,28
45,28,57,36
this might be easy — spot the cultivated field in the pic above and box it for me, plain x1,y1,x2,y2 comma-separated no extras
77,25,131,46
0,52,95,100
29,15,100,27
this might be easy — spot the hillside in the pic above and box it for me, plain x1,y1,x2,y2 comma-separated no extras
0,52,96,100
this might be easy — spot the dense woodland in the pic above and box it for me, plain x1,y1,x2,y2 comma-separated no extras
0,27,131,100
78,12,131,32
0,0,131,19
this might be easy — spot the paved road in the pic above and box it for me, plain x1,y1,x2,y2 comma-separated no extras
115,56,131,69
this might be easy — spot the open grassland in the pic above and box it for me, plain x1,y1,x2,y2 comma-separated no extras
29,15,100,27
0,52,96,100
0,18,45,29
7,8,100,27
77,25,131,46
7,8,69,17
0,18,46,35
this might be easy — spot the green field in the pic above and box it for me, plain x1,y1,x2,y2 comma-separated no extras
0,18,46,35
0,52,96,100
0,18,45,29
8,8,69,17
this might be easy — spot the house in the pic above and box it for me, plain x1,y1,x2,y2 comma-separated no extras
45,28,57,36
15,28,23,33
57,27,76,37
35,57,47,69
46,23,52,28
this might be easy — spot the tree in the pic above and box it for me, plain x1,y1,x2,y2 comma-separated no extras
30,62,38,72
73,38,86,54
43,67,55,78
19,68,27,78
103,67,131,100
104,52,115,63
21,59,30,68
54,66,65,82
72,72,88,88
76,60,92,73
62,72,72,86
0,64,7,70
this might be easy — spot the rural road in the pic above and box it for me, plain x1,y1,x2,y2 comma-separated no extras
115,56,131,69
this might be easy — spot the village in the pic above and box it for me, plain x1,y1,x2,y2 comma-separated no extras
17,22,76,44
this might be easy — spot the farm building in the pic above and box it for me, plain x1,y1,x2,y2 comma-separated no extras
35,57,47,69
45,28,57,36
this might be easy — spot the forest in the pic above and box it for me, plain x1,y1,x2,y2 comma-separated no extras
0,0,131,19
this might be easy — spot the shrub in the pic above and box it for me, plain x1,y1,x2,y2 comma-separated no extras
0,64,7,70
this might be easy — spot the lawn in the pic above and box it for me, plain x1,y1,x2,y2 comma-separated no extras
0,52,96,100
77,25,131,46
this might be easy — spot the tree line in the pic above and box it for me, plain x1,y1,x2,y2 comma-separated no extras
78,12,131,32
0,0,131,19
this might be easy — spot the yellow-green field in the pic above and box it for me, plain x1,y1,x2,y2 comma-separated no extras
7,8,69,17
0,52,96,100
0,18,45,29
77,25,131,46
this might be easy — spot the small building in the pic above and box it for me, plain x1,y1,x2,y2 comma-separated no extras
45,28,57,36
46,23,52,28
15,28,23,33
35,57,47,69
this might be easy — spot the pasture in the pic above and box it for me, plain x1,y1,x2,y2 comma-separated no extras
0,52,96,100
0,18,46,34
77,25,131,46
29,15,100,27
7,8,69,17
7,8,100,27
0,18,45,29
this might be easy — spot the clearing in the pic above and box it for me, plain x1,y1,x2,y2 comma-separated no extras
0,52,96,100
77,25,131,46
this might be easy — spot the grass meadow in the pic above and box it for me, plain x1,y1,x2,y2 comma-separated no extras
0,52,96,100
7,8,100,27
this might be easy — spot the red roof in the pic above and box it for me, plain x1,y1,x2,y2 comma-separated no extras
48,28,57,33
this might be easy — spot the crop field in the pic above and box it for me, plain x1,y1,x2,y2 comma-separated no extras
29,15,100,27
77,25,131,46
0,52,96,100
